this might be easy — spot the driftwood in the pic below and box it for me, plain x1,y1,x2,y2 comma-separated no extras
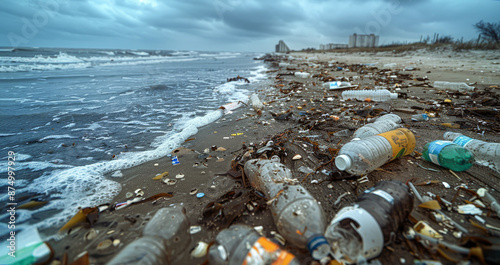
227,75,250,83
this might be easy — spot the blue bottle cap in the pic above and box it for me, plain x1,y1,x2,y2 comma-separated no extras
196,193,205,198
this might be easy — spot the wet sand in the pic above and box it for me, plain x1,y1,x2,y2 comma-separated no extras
49,47,500,265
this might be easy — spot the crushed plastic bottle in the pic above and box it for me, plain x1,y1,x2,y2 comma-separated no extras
353,114,402,138
244,156,330,260
336,128,416,175
422,140,474,172
107,205,191,265
325,181,413,264
443,132,500,172
342,89,397,101
209,224,300,265
250,93,264,111
433,81,474,92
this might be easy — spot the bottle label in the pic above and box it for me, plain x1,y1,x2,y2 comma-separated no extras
428,140,453,166
453,135,473,147
378,128,416,160
371,189,394,205
244,237,296,265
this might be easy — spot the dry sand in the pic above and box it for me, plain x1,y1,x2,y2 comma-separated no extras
49,47,500,265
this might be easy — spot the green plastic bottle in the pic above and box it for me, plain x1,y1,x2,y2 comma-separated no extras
422,140,474,171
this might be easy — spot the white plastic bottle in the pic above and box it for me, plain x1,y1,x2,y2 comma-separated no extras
107,205,191,265
244,156,330,261
325,181,413,264
208,224,300,265
443,132,500,172
353,114,402,138
433,81,474,92
336,128,416,175
341,89,397,101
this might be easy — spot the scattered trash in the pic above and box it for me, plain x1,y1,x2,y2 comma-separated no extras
171,156,180,165
411,113,430,121
433,81,474,92
190,241,209,258
59,206,99,232
175,174,185,179
0,227,53,265
342,89,398,101
477,188,500,216
292,154,302,160
244,156,330,260
190,226,202,234
414,221,443,239
250,93,264,112
107,205,190,265
325,181,413,264
457,204,482,215
353,113,402,138
196,193,205,198
153,171,168,180
444,132,500,172
335,128,416,175
208,225,299,264
422,140,474,172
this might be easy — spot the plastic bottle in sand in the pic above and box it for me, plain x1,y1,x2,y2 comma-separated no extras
325,181,413,264
335,128,416,176
443,132,499,172
208,224,300,265
342,89,397,101
433,81,474,92
422,140,474,172
353,114,402,138
108,205,191,265
244,156,330,260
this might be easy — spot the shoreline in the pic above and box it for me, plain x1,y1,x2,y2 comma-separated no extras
47,48,500,265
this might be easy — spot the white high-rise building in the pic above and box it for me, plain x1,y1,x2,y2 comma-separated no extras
275,40,290,53
349,34,379,48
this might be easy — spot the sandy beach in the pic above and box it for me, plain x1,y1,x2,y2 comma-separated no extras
48,47,500,265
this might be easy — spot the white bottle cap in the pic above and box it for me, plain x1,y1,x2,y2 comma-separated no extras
390,93,398,99
335,155,352,170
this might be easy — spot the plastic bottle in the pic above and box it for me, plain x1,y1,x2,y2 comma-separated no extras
422,140,474,172
353,114,402,138
208,224,300,265
325,181,414,264
244,156,330,260
443,132,499,172
335,128,416,176
0,227,52,265
107,205,191,265
341,89,397,101
411,114,430,122
433,81,474,92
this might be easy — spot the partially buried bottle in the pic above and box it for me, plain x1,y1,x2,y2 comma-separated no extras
422,140,474,172
208,224,300,265
335,128,416,176
244,156,330,261
107,205,191,265
342,89,397,102
325,181,414,264
352,114,402,138
443,132,500,172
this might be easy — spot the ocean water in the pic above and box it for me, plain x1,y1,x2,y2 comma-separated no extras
0,47,266,237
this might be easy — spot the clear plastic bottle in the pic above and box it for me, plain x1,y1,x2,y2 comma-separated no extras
208,224,300,265
353,114,402,138
411,114,430,121
422,140,474,172
244,156,330,260
341,89,397,101
325,181,413,264
443,132,499,172
107,205,191,265
335,128,416,175
433,81,474,92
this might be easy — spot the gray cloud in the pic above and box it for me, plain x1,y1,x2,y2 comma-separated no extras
0,0,498,51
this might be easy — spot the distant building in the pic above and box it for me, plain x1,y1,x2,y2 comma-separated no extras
348,34,379,48
319,43,348,50
275,40,290,53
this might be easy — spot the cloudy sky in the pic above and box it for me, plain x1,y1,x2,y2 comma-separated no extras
1,0,498,52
